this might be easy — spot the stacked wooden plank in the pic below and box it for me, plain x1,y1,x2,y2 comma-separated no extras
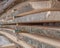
0,0,60,48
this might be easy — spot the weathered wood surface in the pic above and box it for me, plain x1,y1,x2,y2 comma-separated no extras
0,31,34,48
2,9,60,24
18,26,60,40
0,28,60,48
1,25,60,39
16,8,60,17
0,1,34,20
0,1,51,19
19,33,60,48
0,43,16,48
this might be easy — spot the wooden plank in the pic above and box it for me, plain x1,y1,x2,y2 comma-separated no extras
16,25,60,30
0,27,15,30
15,8,60,18
0,43,16,48
1,20,60,25
0,31,34,48
19,33,60,48
0,25,60,31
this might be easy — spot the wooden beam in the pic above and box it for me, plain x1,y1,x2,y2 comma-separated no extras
0,43,16,48
1,20,60,25
17,25,60,30
19,33,60,48
0,27,15,30
0,25,60,30
15,8,60,18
